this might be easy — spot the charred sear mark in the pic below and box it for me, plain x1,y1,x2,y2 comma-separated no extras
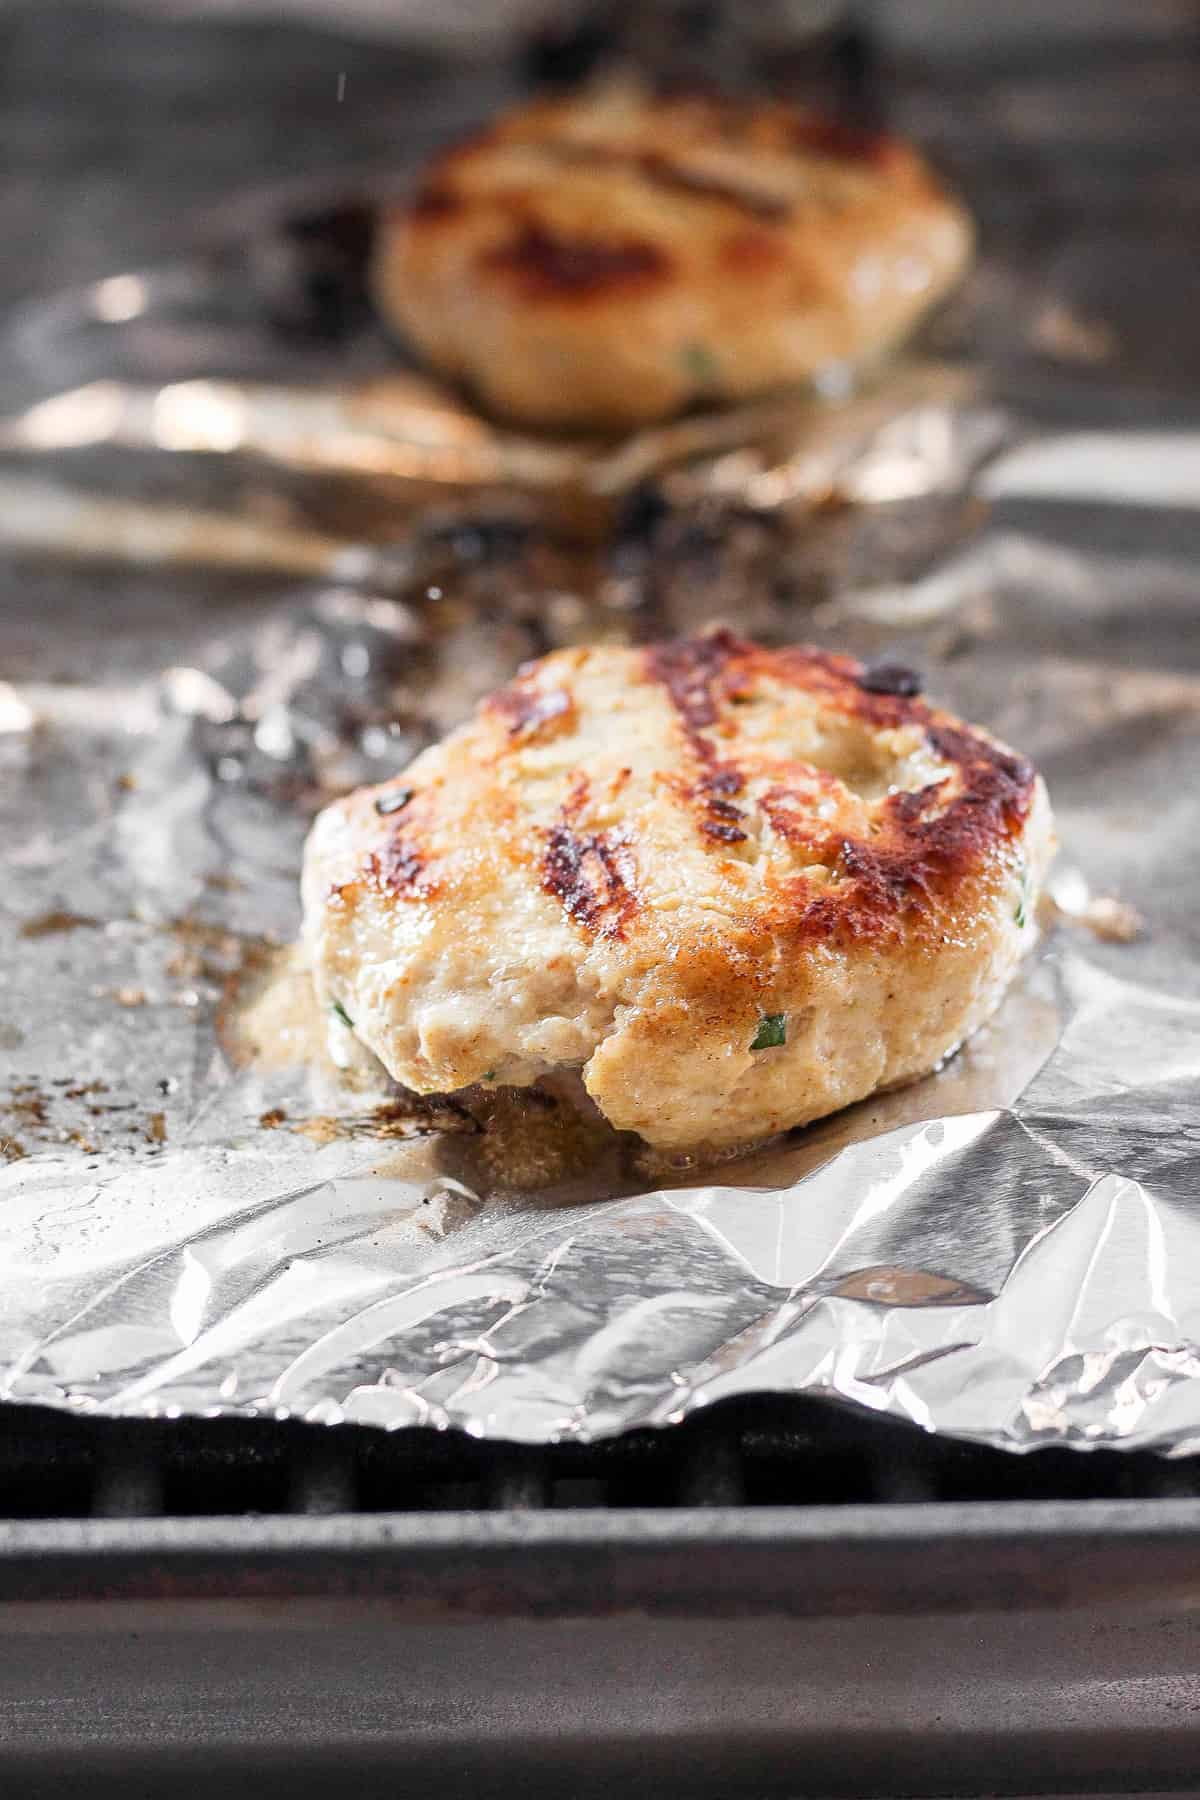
790,116,893,164
536,138,790,220
365,830,429,898
483,225,668,299
887,782,946,826
769,645,889,717
827,733,1033,926
837,747,1031,920
696,762,747,844
926,723,1033,840
648,635,758,849
409,184,461,222
759,783,842,851
490,682,574,740
645,628,746,733
702,817,748,844
542,824,638,938
645,631,1035,890
704,764,744,797
838,835,935,911
760,787,808,845
637,153,790,221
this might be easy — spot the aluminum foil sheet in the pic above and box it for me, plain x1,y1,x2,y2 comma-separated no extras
2,68,1199,1452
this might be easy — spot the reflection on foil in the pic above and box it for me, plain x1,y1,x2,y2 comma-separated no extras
2,536,1199,1451
1,145,1200,1454
4,949,1200,1450
983,432,1200,510
0,374,580,489
0,357,979,514
0,472,388,582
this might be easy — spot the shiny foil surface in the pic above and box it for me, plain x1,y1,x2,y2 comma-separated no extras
2,39,1199,1451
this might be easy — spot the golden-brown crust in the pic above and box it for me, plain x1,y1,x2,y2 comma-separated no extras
373,86,974,427
303,632,1051,1149
351,632,1031,956
639,630,1033,953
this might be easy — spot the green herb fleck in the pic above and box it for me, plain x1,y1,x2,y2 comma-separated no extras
1014,861,1030,929
482,1069,496,1083
681,341,720,387
331,999,355,1030
751,1013,787,1051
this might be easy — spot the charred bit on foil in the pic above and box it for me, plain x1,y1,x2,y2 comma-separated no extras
291,1097,480,1146
18,909,102,939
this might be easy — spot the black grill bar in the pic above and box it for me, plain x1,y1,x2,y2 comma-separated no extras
485,1448,550,1511
677,1420,746,1507
91,1442,165,1519
0,1396,1196,1521
288,1440,358,1516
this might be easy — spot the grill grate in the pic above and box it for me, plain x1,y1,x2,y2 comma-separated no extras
0,1397,1193,1520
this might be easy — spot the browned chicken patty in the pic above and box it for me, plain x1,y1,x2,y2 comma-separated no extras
373,85,973,428
303,632,1053,1151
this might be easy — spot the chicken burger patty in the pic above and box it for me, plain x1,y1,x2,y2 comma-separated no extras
302,631,1053,1151
372,85,973,428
